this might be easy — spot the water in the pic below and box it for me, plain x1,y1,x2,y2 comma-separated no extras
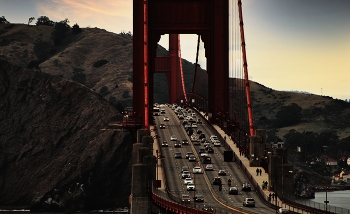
296,189,350,213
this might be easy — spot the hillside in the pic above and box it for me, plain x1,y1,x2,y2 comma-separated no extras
1,23,350,210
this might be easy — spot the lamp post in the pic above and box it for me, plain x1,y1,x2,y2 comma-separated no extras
156,150,159,189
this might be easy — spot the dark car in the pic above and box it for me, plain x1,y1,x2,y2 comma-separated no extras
207,147,214,153
202,205,214,212
242,182,251,191
202,156,211,164
174,152,182,159
159,124,165,129
161,141,168,147
188,155,196,162
185,152,194,159
229,187,239,195
174,141,182,148
198,148,206,154
182,140,189,145
213,177,222,185
194,195,204,202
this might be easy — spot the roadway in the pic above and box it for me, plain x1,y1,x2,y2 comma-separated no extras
153,104,278,214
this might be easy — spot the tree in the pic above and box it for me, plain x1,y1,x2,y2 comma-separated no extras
53,19,71,45
275,103,302,127
0,16,10,24
36,16,54,26
28,17,35,25
72,23,82,34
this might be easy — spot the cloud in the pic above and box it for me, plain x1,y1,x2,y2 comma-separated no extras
35,0,132,32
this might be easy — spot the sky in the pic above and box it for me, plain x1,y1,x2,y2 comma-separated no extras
1,0,349,100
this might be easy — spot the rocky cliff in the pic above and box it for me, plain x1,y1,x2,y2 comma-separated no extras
0,59,132,212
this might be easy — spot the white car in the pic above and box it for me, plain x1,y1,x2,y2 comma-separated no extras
200,153,209,157
184,178,193,185
191,123,197,128
213,141,221,147
163,116,169,121
181,170,190,178
278,208,289,214
170,135,177,141
193,166,202,174
205,164,214,171
186,183,195,191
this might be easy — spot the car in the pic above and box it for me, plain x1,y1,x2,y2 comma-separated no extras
218,169,227,176
194,195,204,202
163,116,169,121
185,152,194,159
170,135,177,141
213,141,221,147
193,166,203,174
181,194,191,203
205,145,212,150
207,147,214,153
242,182,251,191
184,124,192,128
198,148,206,154
182,140,189,145
191,123,197,128
181,166,189,172
190,134,199,142
202,205,214,212
278,208,289,213
243,198,255,207
161,141,168,147
159,124,165,129
186,183,195,191
200,152,208,157
202,156,211,164
174,141,182,147
196,129,202,134
229,186,239,195
153,112,160,116
197,118,202,124
212,177,222,185
184,177,193,185
174,152,182,159
203,141,210,147
188,155,196,162
181,170,190,178
205,164,214,171
199,133,206,140
210,135,218,142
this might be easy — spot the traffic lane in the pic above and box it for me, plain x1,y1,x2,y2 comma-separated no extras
157,108,230,207
191,125,274,213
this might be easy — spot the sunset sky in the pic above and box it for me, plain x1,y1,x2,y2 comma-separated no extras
1,0,349,100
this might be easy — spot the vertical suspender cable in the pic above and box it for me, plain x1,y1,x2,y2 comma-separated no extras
143,0,149,129
178,35,188,103
238,0,255,136
191,35,201,93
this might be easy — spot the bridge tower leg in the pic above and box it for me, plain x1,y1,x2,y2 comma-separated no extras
133,0,230,130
